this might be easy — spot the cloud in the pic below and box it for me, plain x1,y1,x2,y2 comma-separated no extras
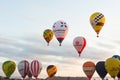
0,34,119,78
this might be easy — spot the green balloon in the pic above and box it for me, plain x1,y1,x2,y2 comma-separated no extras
2,60,16,78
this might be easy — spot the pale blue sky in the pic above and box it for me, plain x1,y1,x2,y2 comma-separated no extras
0,0,120,79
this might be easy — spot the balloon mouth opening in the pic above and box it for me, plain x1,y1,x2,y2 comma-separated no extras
96,22,104,26
47,43,49,46
78,52,81,57
97,34,99,37
59,43,61,46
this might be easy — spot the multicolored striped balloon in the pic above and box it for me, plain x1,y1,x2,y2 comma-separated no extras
47,65,57,78
83,61,95,80
29,60,42,78
2,60,16,78
18,60,29,79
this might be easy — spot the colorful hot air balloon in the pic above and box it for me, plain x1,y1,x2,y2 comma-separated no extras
90,12,105,37
52,20,68,46
105,58,120,79
18,60,29,79
73,36,86,56
96,61,107,80
2,60,16,78
47,65,57,78
29,60,42,79
83,61,95,80
43,29,54,46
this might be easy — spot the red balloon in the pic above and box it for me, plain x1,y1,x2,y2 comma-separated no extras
18,60,29,79
29,60,42,79
73,36,86,56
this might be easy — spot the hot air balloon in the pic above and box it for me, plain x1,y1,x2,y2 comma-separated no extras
105,58,120,79
2,60,16,79
112,55,120,60
73,36,86,56
90,12,105,37
52,20,68,46
47,65,57,80
43,29,54,46
112,55,120,79
27,69,32,80
83,61,95,80
18,60,29,79
96,61,107,80
29,60,42,79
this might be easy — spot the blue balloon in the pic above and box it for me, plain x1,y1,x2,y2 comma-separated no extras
112,55,120,60
96,61,107,80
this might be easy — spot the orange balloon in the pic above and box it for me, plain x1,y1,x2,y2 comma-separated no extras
83,61,95,80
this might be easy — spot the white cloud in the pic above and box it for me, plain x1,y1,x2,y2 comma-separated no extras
0,34,117,78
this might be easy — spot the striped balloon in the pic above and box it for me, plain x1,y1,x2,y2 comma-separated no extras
27,69,32,78
47,65,57,78
30,60,42,78
2,60,16,78
18,60,29,79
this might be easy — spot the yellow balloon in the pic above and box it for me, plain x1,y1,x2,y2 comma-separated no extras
2,60,16,78
47,65,57,78
90,12,105,37
105,58,120,78
43,29,54,46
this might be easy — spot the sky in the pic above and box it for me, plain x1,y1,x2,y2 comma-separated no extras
0,0,120,79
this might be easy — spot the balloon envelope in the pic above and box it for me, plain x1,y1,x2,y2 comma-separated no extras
29,60,42,78
18,60,29,78
90,12,105,37
27,69,32,78
2,60,16,78
105,58,120,78
83,61,95,80
73,36,86,56
112,55,120,78
52,20,68,46
47,65,57,78
112,55,120,60
96,61,107,79
43,29,54,46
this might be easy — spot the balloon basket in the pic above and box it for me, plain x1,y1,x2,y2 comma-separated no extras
47,43,49,46
59,43,61,46
97,34,99,37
